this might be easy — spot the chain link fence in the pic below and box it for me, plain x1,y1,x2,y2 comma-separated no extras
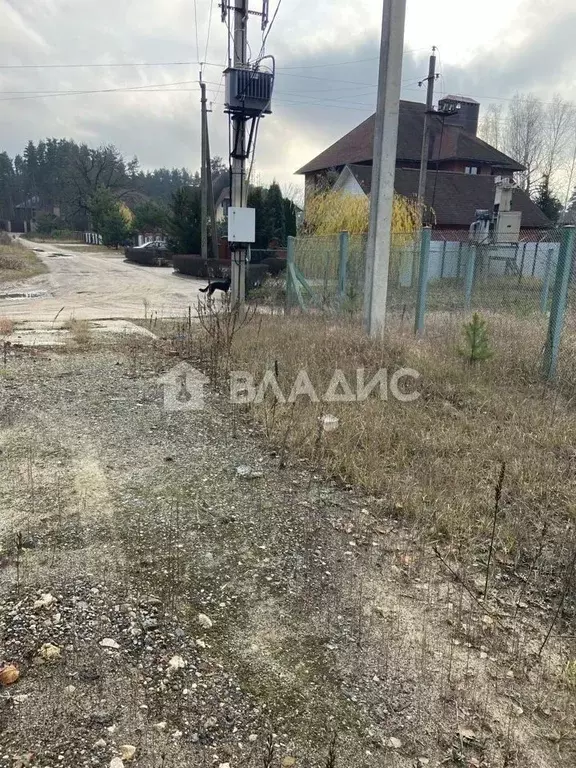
285,225,576,377
288,228,563,316
286,233,367,313
286,226,576,379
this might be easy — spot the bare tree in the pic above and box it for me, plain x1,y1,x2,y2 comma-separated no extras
478,103,504,150
65,143,127,221
503,93,545,194
542,95,575,186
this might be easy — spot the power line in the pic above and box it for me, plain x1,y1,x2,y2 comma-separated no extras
193,0,201,64
259,0,283,54
203,0,216,67
0,47,434,72
273,46,433,70
0,80,200,103
0,61,197,69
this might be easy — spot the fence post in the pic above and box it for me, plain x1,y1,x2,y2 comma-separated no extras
540,247,554,313
464,244,476,311
414,226,432,335
543,226,576,380
338,231,350,304
286,236,296,313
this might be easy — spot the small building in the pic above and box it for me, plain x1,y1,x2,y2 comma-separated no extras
12,196,61,233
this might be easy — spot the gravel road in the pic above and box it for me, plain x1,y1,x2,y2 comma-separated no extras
0,239,204,322
0,337,570,768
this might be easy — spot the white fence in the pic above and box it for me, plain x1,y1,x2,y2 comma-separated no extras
428,238,561,281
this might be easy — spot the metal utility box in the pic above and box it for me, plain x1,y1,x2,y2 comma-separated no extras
228,207,255,243
469,210,491,244
225,67,273,115
495,211,522,244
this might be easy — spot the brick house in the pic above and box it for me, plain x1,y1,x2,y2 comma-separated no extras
296,96,551,232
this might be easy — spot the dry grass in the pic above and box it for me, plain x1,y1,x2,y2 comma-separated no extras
212,309,576,582
0,241,47,283
0,317,14,336
63,318,93,348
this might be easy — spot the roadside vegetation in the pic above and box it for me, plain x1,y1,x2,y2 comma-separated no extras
187,305,576,573
0,234,47,284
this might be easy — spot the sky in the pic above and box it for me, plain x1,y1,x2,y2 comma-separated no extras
0,0,575,198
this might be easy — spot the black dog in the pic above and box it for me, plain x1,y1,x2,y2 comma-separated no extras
199,277,231,297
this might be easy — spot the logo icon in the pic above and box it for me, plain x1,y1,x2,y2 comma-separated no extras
159,362,209,412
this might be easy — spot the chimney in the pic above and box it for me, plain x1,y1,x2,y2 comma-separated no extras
437,95,480,135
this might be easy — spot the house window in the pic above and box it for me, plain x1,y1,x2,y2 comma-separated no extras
465,166,479,175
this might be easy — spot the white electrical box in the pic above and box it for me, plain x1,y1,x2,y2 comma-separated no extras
495,211,522,244
228,207,256,243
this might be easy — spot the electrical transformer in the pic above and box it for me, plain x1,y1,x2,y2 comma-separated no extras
225,67,274,116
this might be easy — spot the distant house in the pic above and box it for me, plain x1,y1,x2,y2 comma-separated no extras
213,172,230,223
13,196,61,233
297,96,551,232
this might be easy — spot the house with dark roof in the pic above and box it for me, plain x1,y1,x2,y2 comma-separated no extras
213,171,231,223
297,96,551,232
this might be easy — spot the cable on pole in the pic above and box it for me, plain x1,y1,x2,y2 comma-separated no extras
193,0,201,65
203,0,216,68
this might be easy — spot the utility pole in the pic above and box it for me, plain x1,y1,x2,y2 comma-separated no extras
416,47,437,224
201,78,219,261
206,113,219,261
200,78,209,261
230,0,248,306
363,0,407,337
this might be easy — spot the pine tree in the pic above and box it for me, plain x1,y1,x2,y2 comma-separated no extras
283,197,297,239
460,313,493,364
89,187,130,247
247,186,267,247
100,206,131,247
168,186,201,254
263,181,286,246
133,200,169,235
534,175,562,223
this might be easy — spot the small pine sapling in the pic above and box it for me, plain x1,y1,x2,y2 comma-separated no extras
460,312,493,364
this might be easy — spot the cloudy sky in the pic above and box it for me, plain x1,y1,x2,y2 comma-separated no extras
1,0,575,196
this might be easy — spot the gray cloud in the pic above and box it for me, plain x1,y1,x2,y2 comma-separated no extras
0,0,574,193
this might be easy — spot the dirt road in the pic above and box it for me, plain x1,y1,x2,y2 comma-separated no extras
0,239,204,322
0,336,571,767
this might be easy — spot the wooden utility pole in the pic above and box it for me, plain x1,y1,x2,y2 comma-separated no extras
230,0,249,306
416,48,437,223
363,0,407,337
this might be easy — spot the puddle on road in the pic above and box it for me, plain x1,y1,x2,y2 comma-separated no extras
0,290,49,301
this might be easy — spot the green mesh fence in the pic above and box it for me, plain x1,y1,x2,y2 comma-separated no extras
289,228,567,326
292,233,367,313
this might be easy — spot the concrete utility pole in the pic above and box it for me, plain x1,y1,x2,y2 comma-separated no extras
200,78,219,261
206,120,219,261
416,48,437,223
230,0,249,306
200,79,209,261
364,0,407,337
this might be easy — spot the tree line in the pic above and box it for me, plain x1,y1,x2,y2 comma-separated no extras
479,93,576,222
0,138,296,251
166,180,296,254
